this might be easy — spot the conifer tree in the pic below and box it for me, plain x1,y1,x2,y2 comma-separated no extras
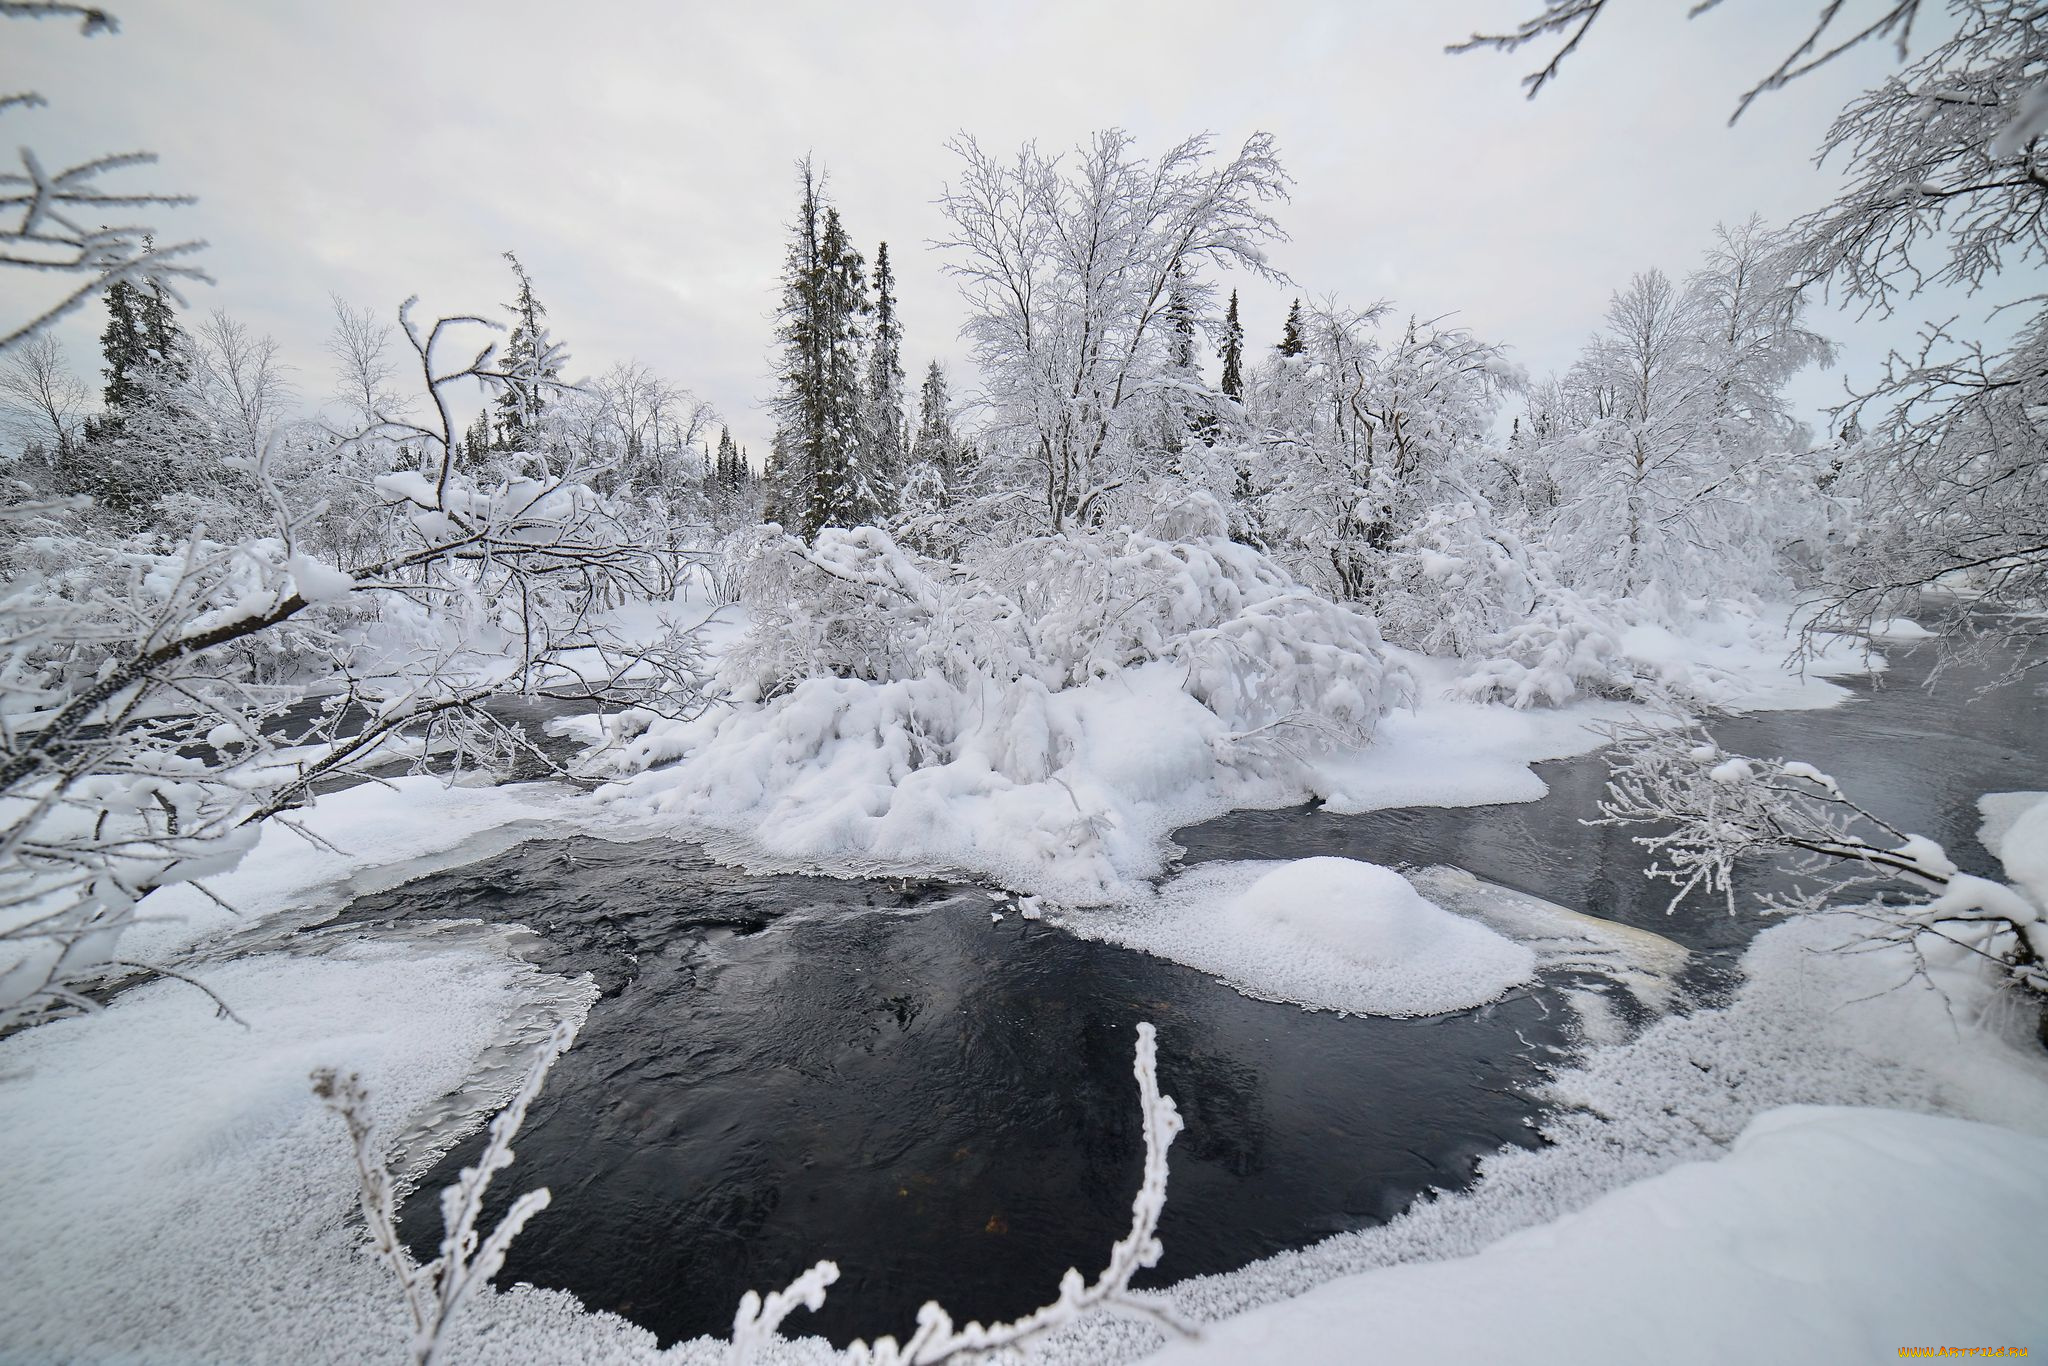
493,251,561,451
909,359,959,499
463,409,492,466
97,277,147,414
1277,298,1306,358
1161,268,1202,456
863,240,907,511
768,160,875,538
1220,290,1245,402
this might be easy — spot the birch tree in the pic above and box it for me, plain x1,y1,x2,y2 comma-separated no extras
937,128,1290,532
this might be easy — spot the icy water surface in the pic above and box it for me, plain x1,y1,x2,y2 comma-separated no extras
334,633,2043,1348
340,846,1567,1346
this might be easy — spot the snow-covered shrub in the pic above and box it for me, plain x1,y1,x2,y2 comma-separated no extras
1182,590,1410,745
1451,594,1632,709
1,305,711,1033
712,502,1407,751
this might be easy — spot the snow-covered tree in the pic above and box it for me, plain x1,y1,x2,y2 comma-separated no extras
767,161,879,537
1455,0,2048,640
936,128,1289,532
491,251,561,453
326,293,408,427
1220,289,1246,403
0,331,88,459
863,240,908,503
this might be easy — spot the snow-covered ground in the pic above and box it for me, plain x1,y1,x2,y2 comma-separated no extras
1149,1106,2048,1365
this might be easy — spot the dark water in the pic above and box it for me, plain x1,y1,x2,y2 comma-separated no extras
1183,636,2048,995
332,634,2043,1348
338,842,1565,1347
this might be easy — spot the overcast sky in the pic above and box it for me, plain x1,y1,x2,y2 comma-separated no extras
8,1,1969,456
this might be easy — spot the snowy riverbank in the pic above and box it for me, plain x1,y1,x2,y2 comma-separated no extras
6,613,2041,1366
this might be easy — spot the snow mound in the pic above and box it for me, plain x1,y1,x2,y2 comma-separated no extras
1978,790,2048,910
1065,857,1537,1017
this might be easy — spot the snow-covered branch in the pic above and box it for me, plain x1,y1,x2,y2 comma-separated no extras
1595,724,2047,1027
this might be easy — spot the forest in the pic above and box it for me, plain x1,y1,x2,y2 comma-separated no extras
3,2,2046,1364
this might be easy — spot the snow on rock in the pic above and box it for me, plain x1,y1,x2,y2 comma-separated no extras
1147,1106,2048,1366
1311,652,1642,813
1867,616,1935,642
1979,791,2048,911
1063,857,1536,1017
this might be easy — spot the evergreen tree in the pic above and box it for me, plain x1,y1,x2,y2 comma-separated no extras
463,410,492,466
78,254,193,518
863,240,907,512
97,278,147,413
1161,267,1201,456
909,359,958,499
768,160,875,538
1277,297,1306,358
493,251,561,451
1220,290,1245,402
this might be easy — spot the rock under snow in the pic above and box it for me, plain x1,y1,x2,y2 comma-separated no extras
1065,857,1537,1017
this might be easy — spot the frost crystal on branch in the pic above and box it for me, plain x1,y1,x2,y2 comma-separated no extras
314,1020,575,1366
730,1021,1193,1366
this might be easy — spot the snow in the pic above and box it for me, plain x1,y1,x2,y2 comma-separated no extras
121,776,587,966
1979,791,2048,911
1867,615,1935,642
0,938,598,1364
288,551,357,603
1311,653,1639,812
1062,858,1536,1017
1147,1106,2048,1366
594,663,1285,904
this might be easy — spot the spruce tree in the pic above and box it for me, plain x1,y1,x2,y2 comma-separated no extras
79,254,192,517
863,240,907,513
97,278,147,413
910,360,958,498
1160,269,1200,458
493,251,561,451
768,160,874,538
1277,298,1306,358
1220,290,1245,402
812,207,875,530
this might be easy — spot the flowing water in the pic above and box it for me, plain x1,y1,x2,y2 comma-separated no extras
328,634,2043,1348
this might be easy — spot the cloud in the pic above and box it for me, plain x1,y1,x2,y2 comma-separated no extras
9,0,1954,452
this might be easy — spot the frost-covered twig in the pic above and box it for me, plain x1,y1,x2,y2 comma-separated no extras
1595,724,2048,1031
729,1021,1194,1366
313,1019,574,1366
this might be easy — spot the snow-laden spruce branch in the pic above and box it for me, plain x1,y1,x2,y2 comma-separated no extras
1594,723,2047,1029
314,1020,574,1366
730,1021,1193,1365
